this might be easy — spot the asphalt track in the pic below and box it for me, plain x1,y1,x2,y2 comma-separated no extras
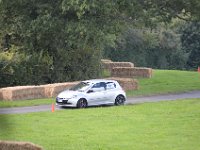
0,91,200,114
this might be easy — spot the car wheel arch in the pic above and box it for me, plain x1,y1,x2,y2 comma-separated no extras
115,94,126,105
76,98,88,108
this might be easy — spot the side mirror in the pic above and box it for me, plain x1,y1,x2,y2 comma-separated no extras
87,90,94,93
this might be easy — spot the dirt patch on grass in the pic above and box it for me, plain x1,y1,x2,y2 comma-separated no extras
0,141,43,150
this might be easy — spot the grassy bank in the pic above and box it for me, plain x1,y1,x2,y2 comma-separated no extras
127,70,200,97
0,99,54,108
0,99,199,150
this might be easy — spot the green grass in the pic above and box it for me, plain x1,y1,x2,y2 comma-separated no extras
0,98,54,108
127,69,200,97
0,99,199,150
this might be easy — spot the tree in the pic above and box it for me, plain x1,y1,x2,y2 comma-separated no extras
181,22,200,69
0,0,152,86
142,0,200,22
0,0,199,87
104,26,187,69
104,28,147,66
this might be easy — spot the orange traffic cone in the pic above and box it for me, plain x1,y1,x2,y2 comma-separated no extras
51,103,55,112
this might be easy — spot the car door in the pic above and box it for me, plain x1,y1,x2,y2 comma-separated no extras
86,82,107,105
104,82,117,103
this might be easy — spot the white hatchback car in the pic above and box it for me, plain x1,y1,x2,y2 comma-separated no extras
56,79,126,108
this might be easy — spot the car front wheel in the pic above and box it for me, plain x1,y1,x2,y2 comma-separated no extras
77,99,87,108
115,95,125,106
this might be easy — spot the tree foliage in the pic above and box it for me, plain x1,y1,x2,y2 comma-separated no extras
143,0,200,22
0,0,130,86
0,0,157,87
104,26,187,69
181,22,200,69
0,0,200,87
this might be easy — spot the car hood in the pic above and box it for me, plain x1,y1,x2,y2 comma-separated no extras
57,90,83,99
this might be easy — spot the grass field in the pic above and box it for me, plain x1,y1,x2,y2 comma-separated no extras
0,98,54,108
0,69,200,108
0,99,199,150
127,69,200,97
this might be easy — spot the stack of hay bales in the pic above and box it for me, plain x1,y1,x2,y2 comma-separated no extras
101,59,139,91
0,78,139,101
42,82,78,98
101,59,152,78
111,67,153,78
0,59,153,101
0,82,78,101
0,78,137,101
101,59,153,91
132,67,153,78
102,61,134,72
0,141,43,150
108,77,138,91
0,86,45,101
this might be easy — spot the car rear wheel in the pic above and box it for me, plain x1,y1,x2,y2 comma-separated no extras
115,95,125,106
77,99,87,108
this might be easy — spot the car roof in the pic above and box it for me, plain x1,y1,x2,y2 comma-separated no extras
83,79,118,84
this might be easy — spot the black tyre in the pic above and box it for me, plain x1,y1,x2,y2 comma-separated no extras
77,99,87,108
115,95,125,106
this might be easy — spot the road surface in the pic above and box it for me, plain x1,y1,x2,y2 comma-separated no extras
0,91,200,114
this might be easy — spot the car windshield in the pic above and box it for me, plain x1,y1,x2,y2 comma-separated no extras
69,82,90,92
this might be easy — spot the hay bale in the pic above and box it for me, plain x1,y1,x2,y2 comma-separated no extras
132,67,153,78
111,67,134,78
111,67,153,78
40,84,54,98
40,82,79,98
0,86,45,101
101,59,112,63
0,90,3,100
107,77,138,91
102,62,134,71
0,141,43,150
0,81,79,101
50,82,78,97
0,75,139,101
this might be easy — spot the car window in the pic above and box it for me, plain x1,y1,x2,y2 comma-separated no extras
92,83,101,88
69,82,90,92
91,82,106,92
106,82,116,90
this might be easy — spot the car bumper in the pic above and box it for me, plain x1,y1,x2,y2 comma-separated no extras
56,98,77,107
56,103,77,107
